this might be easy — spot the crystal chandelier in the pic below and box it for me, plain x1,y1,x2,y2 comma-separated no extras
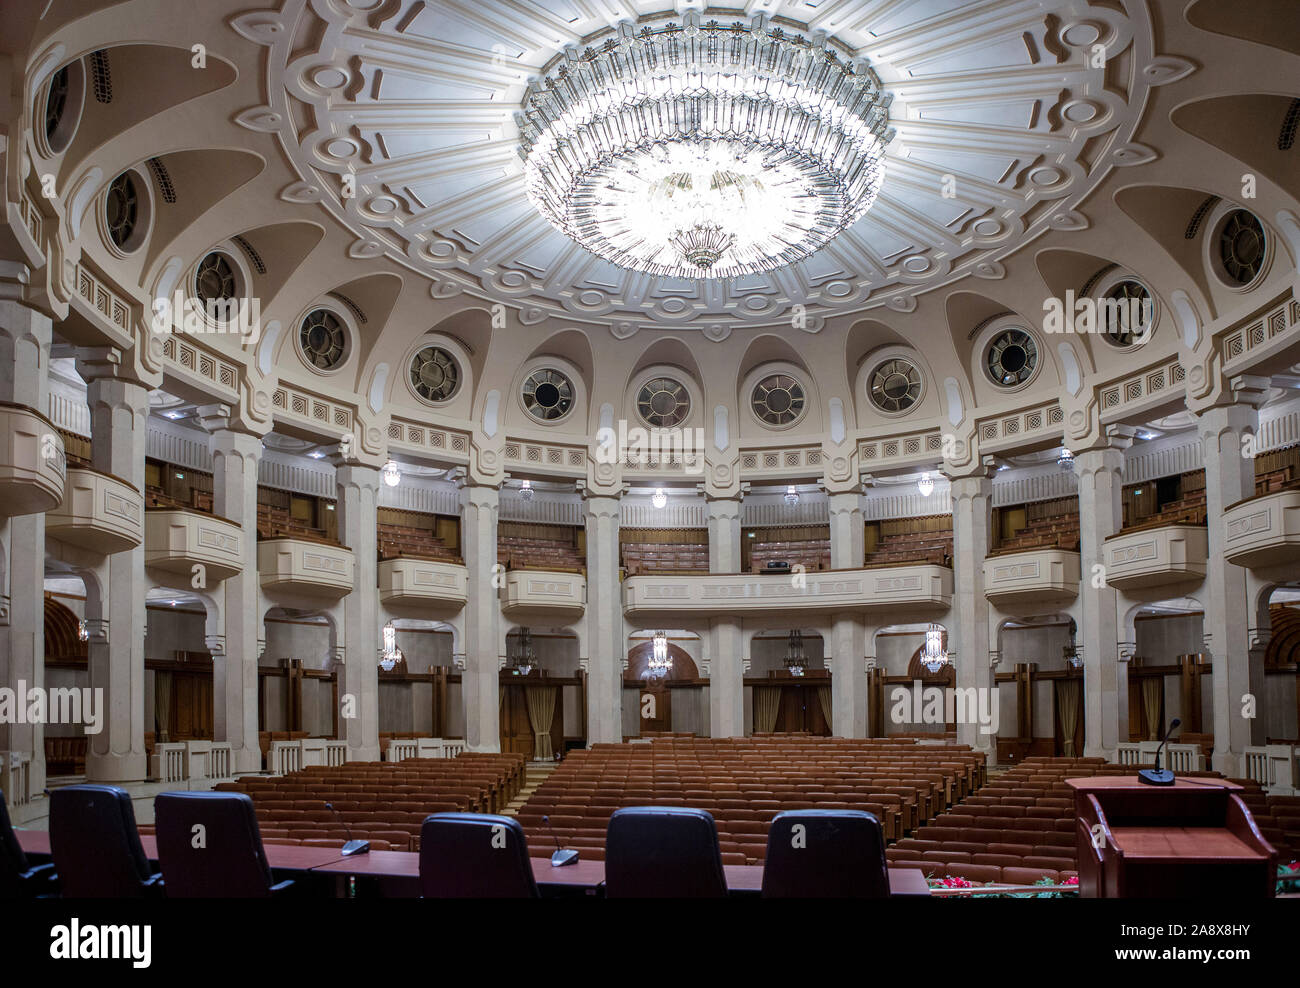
1057,447,1075,471
920,625,949,674
785,629,807,677
382,459,400,487
917,472,935,497
647,630,673,678
510,628,536,676
77,619,88,642
519,479,534,501
378,621,404,672
516,12,894,280
784,485,800,506
651,488,667,509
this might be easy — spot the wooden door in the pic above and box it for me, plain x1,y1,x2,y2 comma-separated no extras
170,670,213,740
499,683,534,756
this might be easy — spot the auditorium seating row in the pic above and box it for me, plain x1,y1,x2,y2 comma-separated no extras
256,502,334,543
182,753,526,852
993,514,1081,554
621,541,710,575
749,539,832,572
44,737,87,776
1123,488,1207,532
863,528,954,567
498,535,585,572
377,522,459,563
513,737,985,865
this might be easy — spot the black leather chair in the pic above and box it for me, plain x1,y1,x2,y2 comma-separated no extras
1,789,55,897
605,807,728,898
154,791,292,897
418,812,538,898
761,809,890,898
49,784,160,897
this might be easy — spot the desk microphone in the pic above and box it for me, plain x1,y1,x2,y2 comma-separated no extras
542,815,579,867
1139,718,1181,786
324,802,370,856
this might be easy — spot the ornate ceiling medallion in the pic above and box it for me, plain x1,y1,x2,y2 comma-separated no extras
516,12,894,280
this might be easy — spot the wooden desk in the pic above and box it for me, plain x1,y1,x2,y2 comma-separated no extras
722,863,931,897
17,829,351,872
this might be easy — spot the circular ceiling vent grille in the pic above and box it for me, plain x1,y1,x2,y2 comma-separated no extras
1101,281,1153,347
751,373,806,427
868,358,923,413
105,171,139,250
1218,209,1267,285
985,328,1038,386
409,346,460,403
194,251,237,308
636,377,691,428
298,308,347,370
522,368,575,421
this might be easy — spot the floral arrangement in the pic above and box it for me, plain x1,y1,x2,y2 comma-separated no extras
1278,861,1300,896
926,873,1079,897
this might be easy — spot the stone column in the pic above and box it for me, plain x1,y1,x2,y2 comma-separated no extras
77,349,150,782
1075,433,1132,758
705,496,744,737
0,297,53,794
583,493,622,744
201,416,263,773
332,463,382,763
827,491,866,736
948,470,995,753
1199,382,1268,776
460,481,500,751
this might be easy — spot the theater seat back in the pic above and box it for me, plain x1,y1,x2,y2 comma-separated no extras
155,791,278,897
762,809,889,898
605,807,727,898
419,813,538,898
50,785,154,897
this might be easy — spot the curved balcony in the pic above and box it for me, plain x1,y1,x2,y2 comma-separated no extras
984,549,1081,609
1103,524,1208,591
257,538,354,597
145,508,243,582
500,568,586,621
379,556,468,610
46,467,142,554
623,564,952,618
0,402,65,516
1223,489,1300,568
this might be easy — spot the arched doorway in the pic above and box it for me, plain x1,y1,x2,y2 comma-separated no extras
627,638,699,735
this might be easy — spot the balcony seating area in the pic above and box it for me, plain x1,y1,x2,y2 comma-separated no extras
992,514,1080,554
749,538,832,573
863,529,953,567
256,502,334,543
513,737,985,865
622,541,709,575
1255,465,1297,496
377,522,460,563
180,754,525,852
1122,484,1207,533
145,484,215,515
498,535,585,572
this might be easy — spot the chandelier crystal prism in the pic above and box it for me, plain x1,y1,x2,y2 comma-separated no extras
515,12,895,280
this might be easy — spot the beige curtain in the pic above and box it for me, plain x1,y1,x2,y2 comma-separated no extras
817,686,833,731
154,670,172,742
754,686,781,734
1056,679,1081,757
525,686,557,761
1142,677,1163,741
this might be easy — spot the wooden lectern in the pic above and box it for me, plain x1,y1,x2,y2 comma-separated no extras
1068,777,1277,898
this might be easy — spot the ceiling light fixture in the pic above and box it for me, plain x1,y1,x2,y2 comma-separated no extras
917,472,934,497
785,630,807,677
382,459,401,487
379,621,404,672
785,485,800,506
516,12,894,280
519,479,534,501
647,631,673,679
920,625,950,674
651,488,667,509
1057,447,1075,471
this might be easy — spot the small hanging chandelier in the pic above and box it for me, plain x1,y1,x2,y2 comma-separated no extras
77,619,89,643
647,630,673,678
510,628,536,676
651,488,667,509
917,472,935,497
519,479,534,501
785,630,807,677
1057,447,1075,472
920,624,949,674
378,621,404,671
382,459,401,487
784,485,800,506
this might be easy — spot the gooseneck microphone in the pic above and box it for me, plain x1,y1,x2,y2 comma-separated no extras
542,814,579,867
1138,717,1181,786
324,802,371,856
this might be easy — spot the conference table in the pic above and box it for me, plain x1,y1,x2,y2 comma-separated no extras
17,830,931,897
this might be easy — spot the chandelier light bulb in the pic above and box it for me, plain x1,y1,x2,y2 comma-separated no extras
516,14,894,280
917,472,935,497
651,488,667,509
382,459,401,487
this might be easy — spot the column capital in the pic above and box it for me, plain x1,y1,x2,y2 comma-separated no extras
196,401,270,441
332,461,382,491
943,454,998,486
1073,423,1137,459
698,481,748,505
1229,374,1272,409
74,344,161,390
576,479,628,503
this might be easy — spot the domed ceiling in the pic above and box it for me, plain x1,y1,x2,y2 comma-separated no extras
240,0,1180,333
